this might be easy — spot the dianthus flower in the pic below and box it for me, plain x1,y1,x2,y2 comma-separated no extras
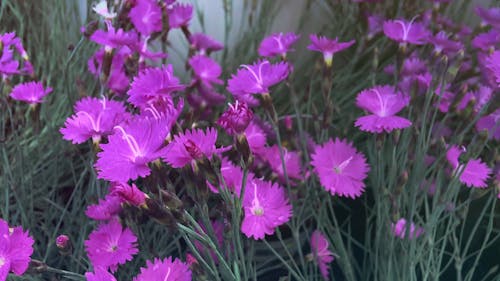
486,51,500,87
311,139,369,198
227,60,289,96
446,146,491,188
10,81,52,104
133,257,191,281
244,122,267,155
457,85,492,113
110,182,146,206
85,194,123,221
85,267,117,281
60,97,129,144
475,6,500,28
128,65,185,108
128,0,162,35
0,219,34,280
258,32,300,58
168,3,193,29
383,18,430,45
471,30,500,51
189,55,223,86
307,34,355,67
310,231,334,280
262,145,302,183
241,179,292,240
164,128,224,168
84,219,138,272
217,101,254,135
355,85,412,133
476,109,500,140
95,116,171,183
88,47,131,94
391,218,424,239
429,31,463,56
0,32,32,76
367,14,384,39
189,33,224,54
90,22,137,51
210,158,255,194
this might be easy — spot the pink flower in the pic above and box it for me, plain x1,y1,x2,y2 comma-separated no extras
163,128,219,168
475,6,500,28
307,34,355,67
84,219,138,272
110,182,146,206
55,235,70,249
85,267,117,281
391,218,424,239
446,146,491,188
476,109,500,140
0,219,34,280
211,158,255,195
310,231,334,280
168,3,193,29
189,55,223,86
133,257,191,281
60,97,129,144
189,33,224,54
367,14,384,39
311,139,370,198
128,0,162,35
383,18,430,45
355,85,412,133
10,81,52,104
95,116,171,183
88,47,132,94
486,51,500,87
217,101,254,135
128,65,185,109
227,60,289,96
457,85,492,113
0,32,31,76
472,30,500,51
261,145,302,183
244,122,267,155
241,179,292,240
428,31,463,55
85,194,122,221
90,23,137,50
258,32,300,58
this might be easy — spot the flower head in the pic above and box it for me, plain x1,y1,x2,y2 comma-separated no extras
392,218,424,239
258,32,300,58
133,257,191,281
217,101,254,135
10,81,52,104
189,55,223,86
55,235,70,249
0,32,31,76
168,3,193,29
241,179,292,240
84,219,138,272
95,116,171,183
446,146,491,188
486,51,500,87
129,0,162,35
471,30,500,51
227,60,289,96
163,128,220,168
307,34,355,67
476,109,500,140
90,23,137,51
429,31,463,56
261,145,302,183
355,85,412,133
311,138,370,198
85,267,117,281
310,231,334,280
85,194,123,221
110,182,146,206
60,97,129,144
0,219,34,280
383,18,430,45
189,33,224,54
128,65,185,109
475,6,500,28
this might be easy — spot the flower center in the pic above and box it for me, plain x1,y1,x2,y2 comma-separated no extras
250,182,264,216
334,156,353,174
114,126,144,160
0,256,5,267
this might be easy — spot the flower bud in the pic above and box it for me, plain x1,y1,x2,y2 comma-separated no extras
217,101,253,135
55,235,72,256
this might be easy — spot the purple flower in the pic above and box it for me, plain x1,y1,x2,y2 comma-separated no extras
0,32,31,76
60,97,129,144
310,231,334,280
227,60,289,96
85,267,117,281
367,14,385,39
476,109,500,140
88,47,132,94
486,51,500,87
307,34,355,67
189,55,223,86
245,122,267,155
95,116,171,183
355,85,412,133
217,101,254,135
261,145,302,183
0,219,34,280
110,182,146,207
128,0,162,35
457,85,492,113
258,32,300,58
85,219,138,272
90,22,137,50
446,146,492,188
10,81,52,104
85,194,123,221
168,3,193,29
189,33,224,54
383,18,430,45
133,257,191,281
163,128,220,168
241,179,292,240
392,218,424,239
311,139,370,198
429,31,463,55
128,65,185,109
475,6,500,28
472,30,500,51
210,158,255,195
55,235,70,249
